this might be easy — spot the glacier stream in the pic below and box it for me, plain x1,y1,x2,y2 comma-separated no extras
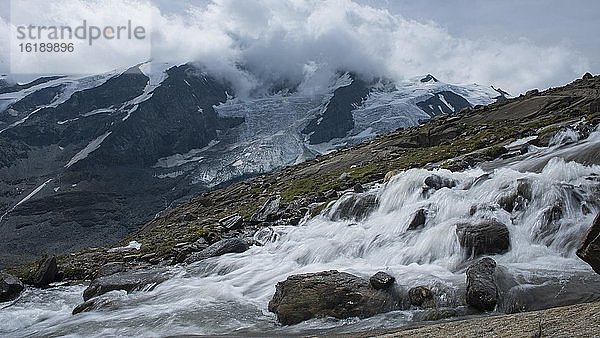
1,128,600,337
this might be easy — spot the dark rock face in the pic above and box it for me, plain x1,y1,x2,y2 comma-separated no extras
407,209,427,230
420,74,438,83
31,255,59,287
302,75,370,144
416,91,472,117
424,175,456,190
83,267,169,301
465,257,498,311
95,262,127,279
184,238,249,264
0,272,24,302
0,63,247,269
456,220,510,257
268,270,400,325
369,272,395,290
408,286,434,307
329,193,378,221
577,213,600,274
251,196,281,223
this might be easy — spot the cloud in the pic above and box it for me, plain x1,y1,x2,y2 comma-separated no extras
1,0,591,94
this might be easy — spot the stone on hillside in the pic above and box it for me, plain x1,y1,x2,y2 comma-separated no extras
219,214,243,230
95,262,127,278
456,220,510,257
0,272,24,302
465,257,498,311
369,271,395,290
268,270,400,325
83,267,169,301
31,255,59,287
583,72,594,80
329,193,378,221
251,196,281,223
184,238,249,264
577,213,600,274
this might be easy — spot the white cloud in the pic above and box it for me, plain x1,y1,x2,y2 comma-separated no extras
1,0,591,94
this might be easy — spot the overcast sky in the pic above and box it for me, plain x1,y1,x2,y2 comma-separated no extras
1,0,598,94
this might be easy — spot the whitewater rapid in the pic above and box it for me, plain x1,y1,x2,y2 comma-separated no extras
2,129,600,337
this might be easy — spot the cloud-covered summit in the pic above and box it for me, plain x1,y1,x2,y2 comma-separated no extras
0,0,591,94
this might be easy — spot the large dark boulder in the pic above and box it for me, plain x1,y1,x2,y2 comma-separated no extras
268,270,400,325
456,220,510,257
465,257,498,311
83,267,169,301
31,255,59,287
0,272,24,302
329,193,379,221
184,238,249,264
407,209,427,230
577,213,600,274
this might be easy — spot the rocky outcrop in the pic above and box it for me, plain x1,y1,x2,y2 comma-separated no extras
30,255,59,287
268,270,400,325
465,257,498,311
369,271,395,290
82,267,169,301
577,213,600,274
329,193,379,221
251,196,281,223
184,238,249,264
0,272,24,302
456,220,510,257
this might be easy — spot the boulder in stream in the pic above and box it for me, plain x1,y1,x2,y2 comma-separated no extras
31,255,59,287
83,267,170,301
329,193,379,221
184,238,249,264
456,220,510,257
268,270,400,325
465,257,498,311
0,272,24,302
577,213,600,274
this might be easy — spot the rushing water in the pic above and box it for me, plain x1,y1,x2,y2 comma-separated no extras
2,128,600,337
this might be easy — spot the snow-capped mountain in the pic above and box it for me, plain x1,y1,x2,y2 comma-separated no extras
0,62,505,267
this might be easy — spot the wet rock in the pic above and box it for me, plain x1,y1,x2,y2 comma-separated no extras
353,183,365,193
95,262,127,278
184,238,249,264
413,306,478,322
219,214,243,230
498,273,600,314
577,213,600,274
465,257,498,311
534,204,563,245
407,209,427,230
0,272,24,302
251,195,281,223
329,193,379,221
456,220,510,257
31,255,59,287
424,174,456,190
498,179,531,212
83,267,169,301
409,286,434,307
73,292,126,314
369,272,395,290
268,270,400,325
